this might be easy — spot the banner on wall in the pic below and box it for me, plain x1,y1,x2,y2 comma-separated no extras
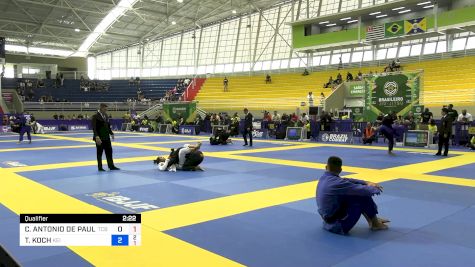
347,83,365,97
162,102,197,123
363,71,422,121
349,106,364,122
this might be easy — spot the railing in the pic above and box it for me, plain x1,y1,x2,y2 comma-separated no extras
23,101,156,112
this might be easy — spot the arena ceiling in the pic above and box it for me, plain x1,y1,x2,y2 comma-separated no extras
0,0,290,57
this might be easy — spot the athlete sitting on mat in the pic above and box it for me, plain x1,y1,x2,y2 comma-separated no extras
316,156,389,235
153,142,204,171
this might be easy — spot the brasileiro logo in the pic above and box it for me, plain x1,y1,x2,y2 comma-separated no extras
383,81,398,96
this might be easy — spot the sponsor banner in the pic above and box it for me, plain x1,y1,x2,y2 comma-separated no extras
319,132,354,144
162,102,197,123
286,127,304,140
347,83,365,97
365,25,385,41
138,126,152,132
404,130,429,147
68,125,89,131
86,192,159,211
364,71,422,121
179,125,196,135
43,125,59,133
252,129,265,138
349,106,364,122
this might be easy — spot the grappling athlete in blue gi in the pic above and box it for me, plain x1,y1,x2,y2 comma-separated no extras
316,156,390,235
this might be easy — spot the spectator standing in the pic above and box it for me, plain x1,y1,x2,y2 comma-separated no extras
307,92,314,107
223,77,229,92
265,74,272,84
420,108,433,124
319,93,325,108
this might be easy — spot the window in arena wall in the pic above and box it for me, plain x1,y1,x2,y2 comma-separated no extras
196,66,206,75
376,49,387,60
143,40,162,69
271,60,282,69
3,64,14,78
436,41,447,53
340,0,358,12
423,42,437,55
199,25,219,66
216,19,239,65
161,35,181,67
234,63,244,72
273,4,292,61
351,51,363,63
341,53,351,63
398,45,411,57
320,55,330,65
361,0,372,8
312,56,321,66
254,61,263,71
262,60,271,70
96,53,111,70
362,50,373,61
319,0,340,16
330,53,341,65
127,46,141,69
255,7,278,63
466,37,475,50
410,44,422,56
452,38,467,51
308,0,321,18
180,31,199,67
386,47,398,59
236,13,259,64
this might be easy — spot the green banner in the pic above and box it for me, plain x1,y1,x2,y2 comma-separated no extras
162,102,197,123
347,82,365,97
384,20,404,38
363,71,422,121
349,106,364,122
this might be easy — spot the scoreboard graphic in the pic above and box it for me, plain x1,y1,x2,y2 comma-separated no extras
19,214,141,246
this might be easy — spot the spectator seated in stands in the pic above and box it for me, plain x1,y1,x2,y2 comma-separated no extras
129,77,135,86
404,111,416,130
230,113,240,136
363,122,376,145
265,74,272,84
324,77,334,88
336,73,343,84
346,72,353,82
357,70,363,81
393,58,401,71
302,68,309,76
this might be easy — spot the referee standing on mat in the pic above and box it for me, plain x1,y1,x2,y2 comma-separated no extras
243,108,253,147
92,103,120,171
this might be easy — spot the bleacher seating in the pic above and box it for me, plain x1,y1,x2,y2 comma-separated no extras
195,55,475,112
1,78,178,102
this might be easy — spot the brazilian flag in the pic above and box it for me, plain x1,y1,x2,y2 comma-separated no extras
405,17,427,35
384,20,404,38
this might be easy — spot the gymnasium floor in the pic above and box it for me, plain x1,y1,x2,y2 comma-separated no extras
1,131,475,267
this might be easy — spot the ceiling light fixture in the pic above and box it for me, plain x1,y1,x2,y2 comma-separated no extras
73,0,139,57
319,21,329,24
340,17,351,21
376,14,388,18
398,9,411,13
369,11,381,15
177,0,183,3
171,21,176,25
232,10,237,14
417,1,431,5
423,4,434,8
326,23,337,26
392,7,405,10
347,20,358,23
74,28,80,32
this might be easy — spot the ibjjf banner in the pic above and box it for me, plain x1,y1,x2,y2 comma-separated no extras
68,125,89,131
0,37,5,64
179,125,197,135
363,71,422,122
162,102,197,123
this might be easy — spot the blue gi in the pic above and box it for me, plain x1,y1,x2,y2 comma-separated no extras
380,115,395,152
18,115,32,142
316,171,381,235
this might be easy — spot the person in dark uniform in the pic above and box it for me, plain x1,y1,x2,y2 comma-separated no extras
379,111,396,154
92,103,120,171
243,108,253,147
436,108,452,156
